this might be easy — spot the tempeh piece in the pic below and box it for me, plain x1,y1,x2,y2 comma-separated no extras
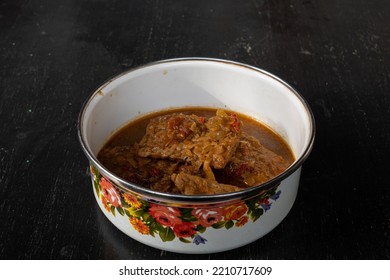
221,134,290,187
171,172,243,195
137,110,241,171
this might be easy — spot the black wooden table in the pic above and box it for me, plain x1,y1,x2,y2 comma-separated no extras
1,0,389,259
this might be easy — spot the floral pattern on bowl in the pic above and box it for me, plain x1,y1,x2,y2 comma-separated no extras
90,164,281,245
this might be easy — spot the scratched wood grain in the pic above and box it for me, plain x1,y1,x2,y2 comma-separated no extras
0,0,389,259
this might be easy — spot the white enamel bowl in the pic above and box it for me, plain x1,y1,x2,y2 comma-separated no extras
78,58,315,254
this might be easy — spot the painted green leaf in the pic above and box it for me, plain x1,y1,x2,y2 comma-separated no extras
91,165,101,180
145,215,156,226
225,220,234,229
151,220,165,232
159,227,175,242
245,197,258,212
148,222,158,236
181,208,193,215
129,208,145,218
250,208,264,222
196,224,206,233
120,197,130,208
140,199,149,208
180,208,197,222
142,213,151,221
117,206,125,216
181,216,198,222
212,221,226,229
93,180,100,196
124,209,131,217
110,205,116,217
179,237,192,243
146,220,158,236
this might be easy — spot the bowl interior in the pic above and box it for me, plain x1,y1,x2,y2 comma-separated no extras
80,59,314,176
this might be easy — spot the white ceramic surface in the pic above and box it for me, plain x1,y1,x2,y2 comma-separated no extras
78,58,315,253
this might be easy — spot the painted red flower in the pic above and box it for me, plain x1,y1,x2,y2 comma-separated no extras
192,208,225,227
173,222,197,238
258,198,270,205
100,177,122,208
236,216,249,227
148,204,183,227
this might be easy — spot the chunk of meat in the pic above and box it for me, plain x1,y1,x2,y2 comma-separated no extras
219,134,290,187
137,110,241,171
171,172,243,195
98,145,180,193
137,113,205,165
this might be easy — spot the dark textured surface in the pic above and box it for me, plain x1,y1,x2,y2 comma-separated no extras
0,0,389,259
